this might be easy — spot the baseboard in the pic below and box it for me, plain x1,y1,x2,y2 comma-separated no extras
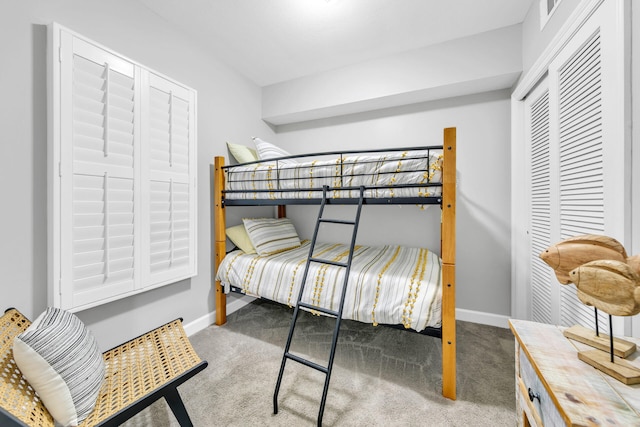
183,295,255,336
185,298,510,336
456,308,510,329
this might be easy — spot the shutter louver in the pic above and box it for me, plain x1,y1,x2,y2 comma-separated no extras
72,55,135,173
68,45,137,309
556,31,608,330
528,89,553,324
147,76,192,282
149,180,190,274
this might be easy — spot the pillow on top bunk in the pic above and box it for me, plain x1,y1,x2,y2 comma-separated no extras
12,307,105,427
227,142,259,164
243,217,301,256
253,138,298,166
226,224,256,254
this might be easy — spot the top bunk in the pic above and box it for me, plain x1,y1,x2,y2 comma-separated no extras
218,128,456,207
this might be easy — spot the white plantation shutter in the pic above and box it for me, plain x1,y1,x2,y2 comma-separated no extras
50,24,197,311
143,73,196,285
58,36,138,310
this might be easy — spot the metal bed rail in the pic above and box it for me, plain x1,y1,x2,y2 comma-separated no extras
222,145,444,206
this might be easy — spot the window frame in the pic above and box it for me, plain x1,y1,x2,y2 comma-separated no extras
48,23,198,312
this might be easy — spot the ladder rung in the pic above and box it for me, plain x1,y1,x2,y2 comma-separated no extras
319,218,356,225
309,257,348,268
285,352,328,374
298,302,339,317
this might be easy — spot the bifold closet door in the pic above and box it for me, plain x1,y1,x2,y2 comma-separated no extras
525,0,627,333
59,34,139,309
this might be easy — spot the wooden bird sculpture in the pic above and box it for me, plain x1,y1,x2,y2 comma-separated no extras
539,234,627,284
540,235,640,316
570,260,640,316
540,235,640,381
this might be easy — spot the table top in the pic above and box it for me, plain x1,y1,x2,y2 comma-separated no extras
509,319,640,426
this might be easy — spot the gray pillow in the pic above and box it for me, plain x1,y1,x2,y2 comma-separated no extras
13,307,105,426
243,217,301,256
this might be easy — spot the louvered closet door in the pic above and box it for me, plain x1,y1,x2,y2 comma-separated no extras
59,35,139,309
525,79,554,324
554,30,608,329
525,0,627,332
142,72,196,286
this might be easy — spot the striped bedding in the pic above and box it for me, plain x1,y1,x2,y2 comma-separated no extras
216,241,442,331
224,150,443,201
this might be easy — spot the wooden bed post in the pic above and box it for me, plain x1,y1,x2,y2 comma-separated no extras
441,127,457,400
214,156,227,325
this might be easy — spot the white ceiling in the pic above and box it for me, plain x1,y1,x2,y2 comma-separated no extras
139,0,534,87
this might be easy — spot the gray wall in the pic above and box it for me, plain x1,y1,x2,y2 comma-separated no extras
0,0,274,349
274,90,513,318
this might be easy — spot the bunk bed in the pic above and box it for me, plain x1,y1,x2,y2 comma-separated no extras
213,127,457,401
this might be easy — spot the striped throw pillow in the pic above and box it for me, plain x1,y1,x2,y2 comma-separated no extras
13,307,105,426
243,217,302,256
253,138,298,166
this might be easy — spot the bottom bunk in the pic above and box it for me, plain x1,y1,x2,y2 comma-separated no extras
216,240,443,334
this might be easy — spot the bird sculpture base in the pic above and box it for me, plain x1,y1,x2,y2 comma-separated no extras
578,349,640,385
564,324,636,358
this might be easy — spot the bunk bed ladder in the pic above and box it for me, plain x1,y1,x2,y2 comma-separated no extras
273,185,365,426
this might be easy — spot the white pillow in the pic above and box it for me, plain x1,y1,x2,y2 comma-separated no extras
243,217,301,256
13,307,105,427
253,138,297,166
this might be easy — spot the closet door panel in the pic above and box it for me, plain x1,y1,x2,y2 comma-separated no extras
526,81,554,325
554,28,606,328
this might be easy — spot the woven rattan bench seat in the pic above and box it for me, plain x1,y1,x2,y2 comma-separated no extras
0,308,208,427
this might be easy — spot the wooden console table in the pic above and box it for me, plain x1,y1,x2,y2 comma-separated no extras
509,319,640,426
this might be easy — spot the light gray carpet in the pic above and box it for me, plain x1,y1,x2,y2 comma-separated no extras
123,299,516,426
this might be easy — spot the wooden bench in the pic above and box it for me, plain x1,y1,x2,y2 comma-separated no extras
0,308,208,427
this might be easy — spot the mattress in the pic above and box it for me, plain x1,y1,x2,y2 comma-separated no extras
224,149,443,200
216,241,442,331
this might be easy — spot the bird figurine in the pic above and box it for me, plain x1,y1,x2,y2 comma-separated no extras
539,234,640,315
539,234,628,284
569,259,640,316
539,234,640,380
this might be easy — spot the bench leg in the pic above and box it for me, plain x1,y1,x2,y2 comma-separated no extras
164,387,193,427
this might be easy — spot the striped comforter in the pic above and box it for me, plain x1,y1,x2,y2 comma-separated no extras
224,150,443,200
216,241,442,331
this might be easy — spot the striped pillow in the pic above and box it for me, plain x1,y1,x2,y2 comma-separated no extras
13,307,105,426
243,217,302,256
253,138,298,166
